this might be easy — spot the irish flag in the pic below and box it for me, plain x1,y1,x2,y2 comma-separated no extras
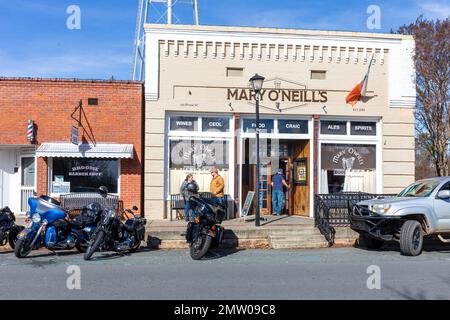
345,55,374,106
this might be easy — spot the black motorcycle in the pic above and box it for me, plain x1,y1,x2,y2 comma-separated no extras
0,207,24,249
185,196,226,260
84,188,146,260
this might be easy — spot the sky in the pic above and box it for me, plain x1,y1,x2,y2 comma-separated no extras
0,0,449,80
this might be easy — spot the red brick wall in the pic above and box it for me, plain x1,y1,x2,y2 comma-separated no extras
0,78,143,213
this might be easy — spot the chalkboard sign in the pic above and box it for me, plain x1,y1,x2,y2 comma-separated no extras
241,191,255,218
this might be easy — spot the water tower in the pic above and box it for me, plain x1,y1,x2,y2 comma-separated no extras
132,0,200,80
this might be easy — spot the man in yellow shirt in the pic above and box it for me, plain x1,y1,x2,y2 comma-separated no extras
210,167,225,206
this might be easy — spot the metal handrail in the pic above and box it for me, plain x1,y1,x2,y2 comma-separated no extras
314,192,397,245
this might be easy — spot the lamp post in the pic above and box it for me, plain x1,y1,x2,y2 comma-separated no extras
249,73,265,226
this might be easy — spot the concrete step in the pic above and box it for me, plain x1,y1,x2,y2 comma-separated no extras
269,234,329,249
271,241,329,249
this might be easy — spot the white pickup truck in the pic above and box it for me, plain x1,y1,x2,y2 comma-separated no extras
350,177,450,256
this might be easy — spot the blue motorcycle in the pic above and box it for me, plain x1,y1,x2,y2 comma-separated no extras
14,194,101,258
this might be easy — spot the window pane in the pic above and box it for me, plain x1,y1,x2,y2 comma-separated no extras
320,144,377,194
169,139,230,194
21,157,35,187
52,158,119,193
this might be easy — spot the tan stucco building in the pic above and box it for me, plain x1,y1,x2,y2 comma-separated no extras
143,24,416,220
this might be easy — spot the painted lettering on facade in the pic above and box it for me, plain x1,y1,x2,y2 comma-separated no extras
227,88,328,103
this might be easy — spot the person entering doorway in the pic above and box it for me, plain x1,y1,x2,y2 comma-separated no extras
271,168,290,215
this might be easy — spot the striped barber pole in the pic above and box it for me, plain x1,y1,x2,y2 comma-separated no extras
27,120,34,142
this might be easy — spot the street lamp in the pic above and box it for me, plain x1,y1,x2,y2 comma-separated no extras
249,73,265,226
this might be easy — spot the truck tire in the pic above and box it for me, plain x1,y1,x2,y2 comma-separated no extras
358,234,384,250
400,220,423,256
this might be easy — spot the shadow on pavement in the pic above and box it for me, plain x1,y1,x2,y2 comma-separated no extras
353,237,450,254
202,248,243,260
87,246,160,261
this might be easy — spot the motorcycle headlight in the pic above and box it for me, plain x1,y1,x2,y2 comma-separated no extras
370,204,391,214
32,213,41,223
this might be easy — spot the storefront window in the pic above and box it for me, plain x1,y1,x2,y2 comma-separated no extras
51,158,119,194
169,139,230,194
320,144,376,194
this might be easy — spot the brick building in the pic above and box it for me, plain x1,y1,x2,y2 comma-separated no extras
0,78,143,215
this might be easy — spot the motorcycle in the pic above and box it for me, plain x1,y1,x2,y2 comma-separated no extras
84,187,146,260
185,196,226,260
0,207,24,249
14,193,102,258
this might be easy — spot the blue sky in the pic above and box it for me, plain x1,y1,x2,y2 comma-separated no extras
0,0,448,80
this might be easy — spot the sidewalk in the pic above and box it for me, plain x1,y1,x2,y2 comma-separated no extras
11,214,359,250
146,215,359,249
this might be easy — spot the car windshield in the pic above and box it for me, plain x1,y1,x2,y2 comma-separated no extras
397,180,441,198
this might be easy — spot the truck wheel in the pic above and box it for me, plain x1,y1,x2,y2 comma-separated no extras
400,220,423,256
358,234,384,250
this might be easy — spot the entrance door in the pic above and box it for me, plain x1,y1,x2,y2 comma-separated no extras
20,156,36,213
291,140,310,216
0,149,16,210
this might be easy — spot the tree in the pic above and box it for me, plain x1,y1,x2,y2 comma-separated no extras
395,17,450,176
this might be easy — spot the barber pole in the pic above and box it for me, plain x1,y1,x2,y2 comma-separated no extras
27,120,34,142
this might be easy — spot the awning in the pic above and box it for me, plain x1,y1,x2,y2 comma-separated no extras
36,143,134,159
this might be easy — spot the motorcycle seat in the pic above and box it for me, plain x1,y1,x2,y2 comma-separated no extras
69,216,85,228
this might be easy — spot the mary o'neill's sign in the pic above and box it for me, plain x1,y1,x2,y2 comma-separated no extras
227,88,328,103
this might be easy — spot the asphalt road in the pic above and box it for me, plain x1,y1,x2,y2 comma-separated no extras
0,245,449,300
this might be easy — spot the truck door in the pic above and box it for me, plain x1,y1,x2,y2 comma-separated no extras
434,181,450,230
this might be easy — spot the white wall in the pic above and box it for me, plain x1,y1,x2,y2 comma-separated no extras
0,148,19,212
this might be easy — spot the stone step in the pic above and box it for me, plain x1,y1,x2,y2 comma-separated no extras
269,237,328,243
271,241,329,249
268,229,322,236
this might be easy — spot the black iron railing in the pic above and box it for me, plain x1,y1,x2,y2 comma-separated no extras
314,192,397,245
60,193,122,214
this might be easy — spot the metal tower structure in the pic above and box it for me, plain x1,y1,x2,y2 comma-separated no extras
132,0,200,81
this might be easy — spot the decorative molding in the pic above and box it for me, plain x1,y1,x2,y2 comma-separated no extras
144,27,414,103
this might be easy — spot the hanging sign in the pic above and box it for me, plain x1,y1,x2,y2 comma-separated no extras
70,125,79,145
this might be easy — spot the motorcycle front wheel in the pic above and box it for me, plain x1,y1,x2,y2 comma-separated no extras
84,230,106,260
8,226,24,249
129,231,141,253
14,237,33,258
189,234,212,260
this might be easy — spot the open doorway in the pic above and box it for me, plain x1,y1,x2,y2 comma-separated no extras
241,139,310,217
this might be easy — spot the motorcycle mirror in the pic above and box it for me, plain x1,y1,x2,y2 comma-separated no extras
132,206,138,211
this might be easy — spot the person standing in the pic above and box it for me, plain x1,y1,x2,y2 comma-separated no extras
180,174,199,221
209,167,225,206
271,168,290,216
